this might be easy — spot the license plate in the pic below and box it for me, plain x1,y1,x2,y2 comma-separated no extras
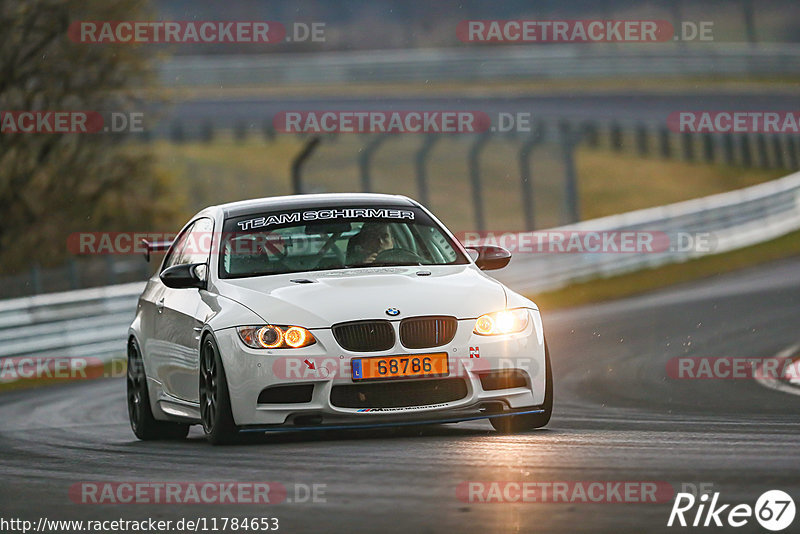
351,353,449,381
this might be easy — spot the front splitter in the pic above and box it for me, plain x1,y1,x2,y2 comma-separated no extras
239,408,546,433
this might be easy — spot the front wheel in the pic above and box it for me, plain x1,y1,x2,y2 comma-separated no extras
200,335,239,445
491,340,553,433
127,338,189,440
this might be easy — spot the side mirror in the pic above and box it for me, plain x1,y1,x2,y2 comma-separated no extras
468,245,512,271
160,263,207,289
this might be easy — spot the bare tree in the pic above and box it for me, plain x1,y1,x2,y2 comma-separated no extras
0,0,180,273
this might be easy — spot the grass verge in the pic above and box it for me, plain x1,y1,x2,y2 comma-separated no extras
151,136,786,231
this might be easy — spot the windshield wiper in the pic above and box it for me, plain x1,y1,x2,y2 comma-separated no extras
367,261,423,267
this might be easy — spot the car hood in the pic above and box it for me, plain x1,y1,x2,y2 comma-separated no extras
213,265,507,328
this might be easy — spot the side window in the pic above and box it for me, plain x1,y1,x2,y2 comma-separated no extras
161,221,195,272
182,218,214,266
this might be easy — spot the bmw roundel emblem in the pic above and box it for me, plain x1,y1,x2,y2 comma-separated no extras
385,308,400,317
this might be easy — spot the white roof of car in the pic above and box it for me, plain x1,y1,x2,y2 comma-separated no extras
213,193,418,218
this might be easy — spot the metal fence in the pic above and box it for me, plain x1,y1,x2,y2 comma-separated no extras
158,43,800,86
154,118,800,237
1,170,799,365
4,118,799,300
0,257,152,300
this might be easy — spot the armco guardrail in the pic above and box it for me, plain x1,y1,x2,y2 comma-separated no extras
0,282,144,365
1,171,799,364
159,43,800,87
494,170,800,293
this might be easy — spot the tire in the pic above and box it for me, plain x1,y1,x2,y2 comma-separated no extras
199,335,239,445
491,340,553,434
127,338,189,440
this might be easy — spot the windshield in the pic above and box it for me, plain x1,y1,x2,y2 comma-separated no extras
219,206,469,278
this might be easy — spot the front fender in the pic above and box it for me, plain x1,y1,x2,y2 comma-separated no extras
200,291,266,333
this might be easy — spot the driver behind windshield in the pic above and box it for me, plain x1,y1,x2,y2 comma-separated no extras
346,222,394,265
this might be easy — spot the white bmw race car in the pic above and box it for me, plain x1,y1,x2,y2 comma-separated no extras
127,194,552,444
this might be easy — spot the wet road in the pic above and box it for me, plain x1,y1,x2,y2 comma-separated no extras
1,257,799,533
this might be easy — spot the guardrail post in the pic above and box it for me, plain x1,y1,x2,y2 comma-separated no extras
755,134,770,168
796,137,800,168
519,123,545,231
200,120,214,143
610,122,623,152
359,135,388,193
415,134,439,206
787,136,799,169
659,127,671,159
681,133,695,161
722,135,735,165
170,120,185,143
291,136,321,194
263,119,275,141
772,136,786,168
468,133,491,232
669,0,684,47
635,124,649,156
560,122,580,224
581,122,599,148
702,133,715,163
740,135,753,167
742,0,757,44
233,120,248,143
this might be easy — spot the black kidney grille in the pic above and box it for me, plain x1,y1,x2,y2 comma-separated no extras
399,316,458,349
332,320,395,352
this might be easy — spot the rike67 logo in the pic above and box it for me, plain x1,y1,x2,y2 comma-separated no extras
668,490,795,531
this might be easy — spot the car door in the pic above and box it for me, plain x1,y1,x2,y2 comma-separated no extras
153,218,214,402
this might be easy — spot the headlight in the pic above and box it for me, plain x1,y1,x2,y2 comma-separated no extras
473,309,530,335
237,325,316,349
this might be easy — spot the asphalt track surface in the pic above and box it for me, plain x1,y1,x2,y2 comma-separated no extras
1,256,800,533
165,92,800,130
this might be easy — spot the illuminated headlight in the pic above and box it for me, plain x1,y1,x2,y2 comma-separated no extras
237,325,316,349
473,309,530,336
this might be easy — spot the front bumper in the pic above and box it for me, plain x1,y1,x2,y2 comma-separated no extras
214,311,547,428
